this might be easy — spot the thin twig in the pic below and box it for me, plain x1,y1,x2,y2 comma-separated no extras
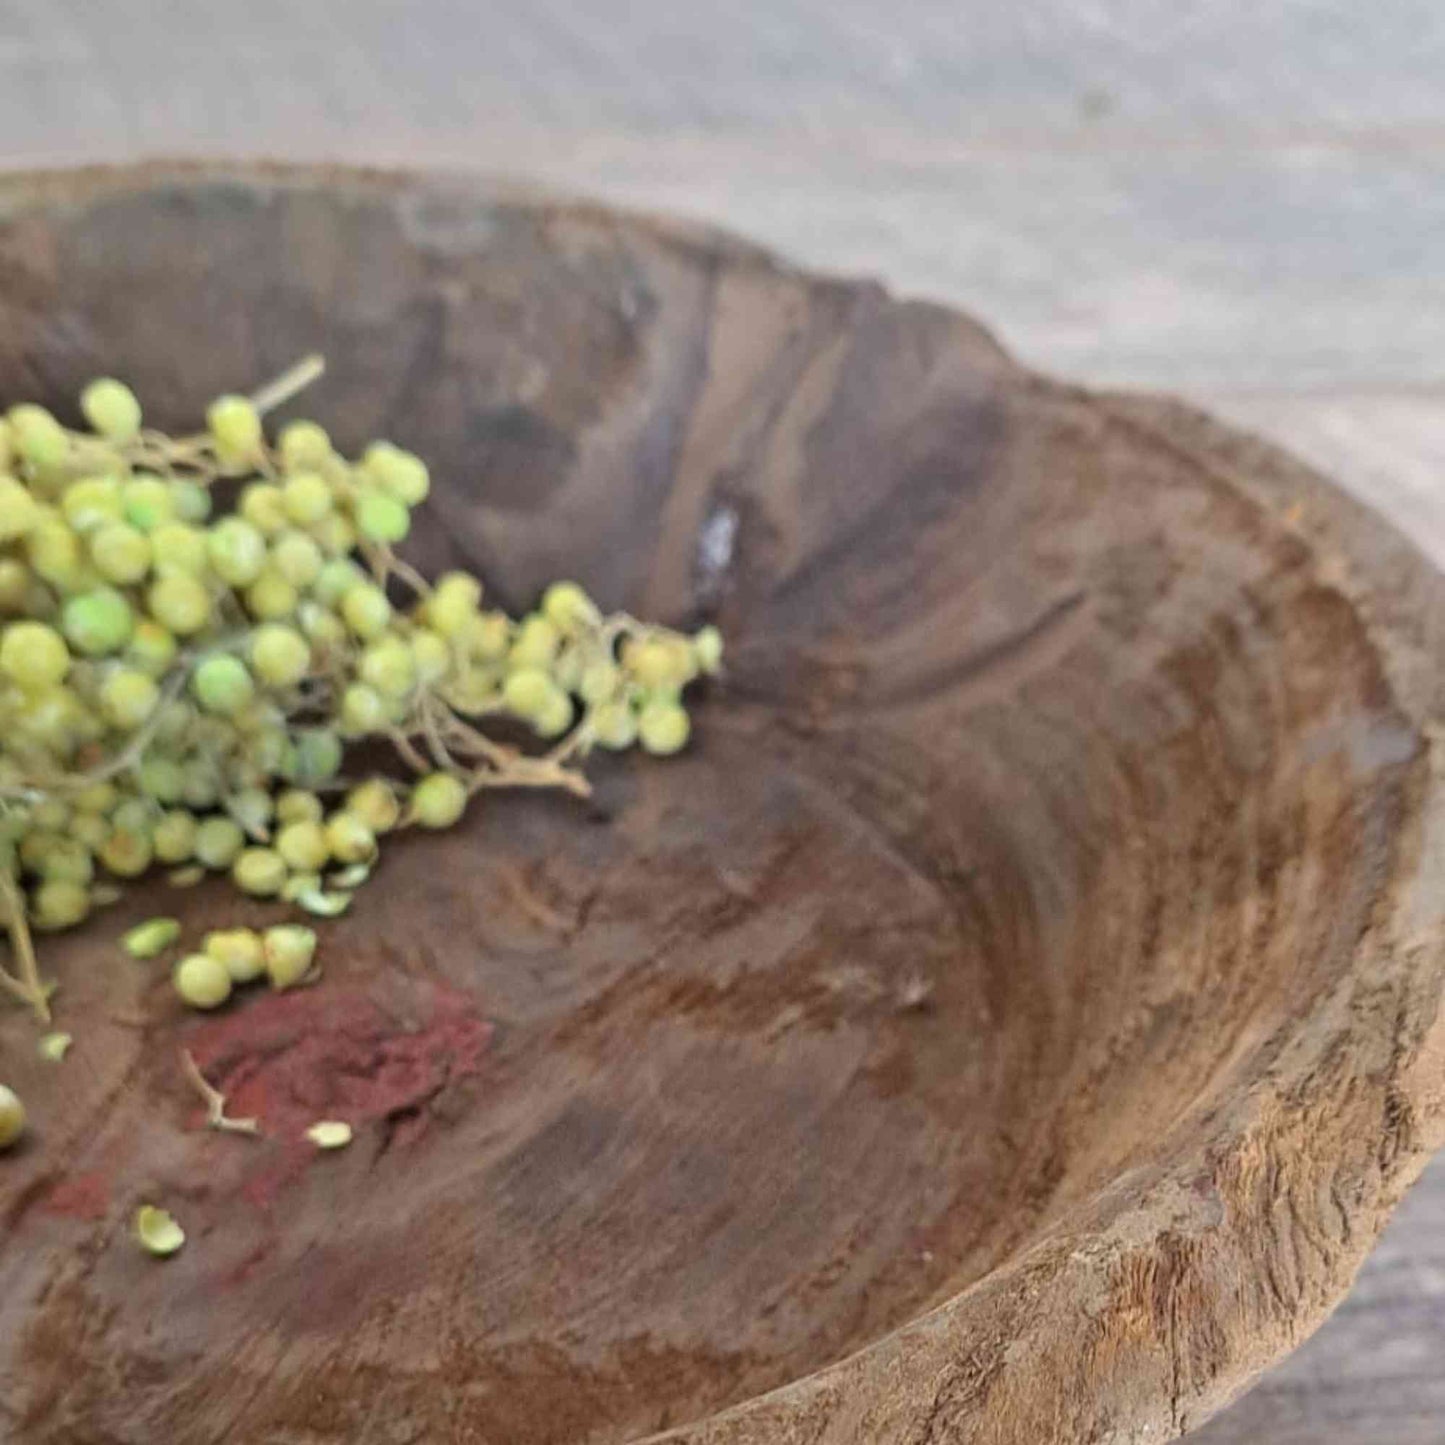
180,1050,260,1136
0,867,50,1023
249,354,326,416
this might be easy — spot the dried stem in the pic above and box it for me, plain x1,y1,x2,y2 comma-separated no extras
0,867,50,1023
250,354,326,416
180,1050,260,1136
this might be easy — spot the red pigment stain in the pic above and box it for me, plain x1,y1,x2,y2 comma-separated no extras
43,1171,110,1221
186,981,494,1210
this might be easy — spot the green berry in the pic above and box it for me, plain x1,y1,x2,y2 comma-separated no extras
121,476,176,532
99,827,153,878
346,778,401,833
0,477,41,541
124,917,181,959
0,558,32,611
207,395,263,464
578,659,621,706
192,654,255,715
340,583,392,639
464,612,512,661
208,518,267,587
314,558,364,606
359,636,415,698
638,700,691,756
226,786,275,840
233,846,287,896
541,581,599,634
324,812,375,864
0,621,70,692
509,615,560,669
278,420,332,472
289,728,342,785
311,512,356,556
174,953,232,1009
270,530,323,588
62,477,124,532
275,789,323,825
28,521,85,590
282,471,332,526
126,620,179,676
81,378,143,442
0,1084,26,1150
150,522,208,575
410,628,451,685
37,838,93,885
298,601,347,650
340,682,387,734
240,482,289,534
205,928,266,983
263,924,317,990
362,441,429,505
61,587,134,657
354,488,410,544
32,878,91,930
169,479,212,523
693,625,724,675
276,819,329,872
153,810,198,863
90,523,151,584
410,772,467,830
591,700,638,750
9,404,69,470
137,757,184,803
101,668,160,728
426,572,482,636
250,623,310,687
147,572,212,634
502,666,555,719
193,815,244,869
245,569,298,620
533,688,574,739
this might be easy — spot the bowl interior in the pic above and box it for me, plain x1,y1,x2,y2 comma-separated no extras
0,170,1422,1444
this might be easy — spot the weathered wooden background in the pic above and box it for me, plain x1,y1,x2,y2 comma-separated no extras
1,3,1443,1438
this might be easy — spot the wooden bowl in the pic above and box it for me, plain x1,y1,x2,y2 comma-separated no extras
2,164,1444,1445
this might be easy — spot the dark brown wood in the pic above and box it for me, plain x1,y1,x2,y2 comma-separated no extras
1,164,1444,1445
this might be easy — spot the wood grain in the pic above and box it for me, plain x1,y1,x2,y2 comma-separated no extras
1,9,1444,1439
0,166,1443,1445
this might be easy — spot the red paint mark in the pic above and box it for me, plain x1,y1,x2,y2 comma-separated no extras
186,980,494,1211
43,1171,110,1221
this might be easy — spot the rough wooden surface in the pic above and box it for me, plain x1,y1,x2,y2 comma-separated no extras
1,10,1444,1440
1,166,1444,1445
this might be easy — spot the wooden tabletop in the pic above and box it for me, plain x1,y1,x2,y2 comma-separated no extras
2,4,1443,1438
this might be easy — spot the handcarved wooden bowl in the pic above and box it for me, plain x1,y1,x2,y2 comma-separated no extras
2,165,1444,1445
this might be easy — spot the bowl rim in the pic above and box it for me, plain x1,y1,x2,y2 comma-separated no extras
2,159,1444,1445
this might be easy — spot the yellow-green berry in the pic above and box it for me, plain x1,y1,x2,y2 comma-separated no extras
324,812,375,864
410,772,467,830
638,700,691,756
192,654,255,715
233,846,287,897
263,924,317,990
81,378,142,442
205,928,266,983
0,1084,26,1150
207,394,263,464
346,778,401,834
173,953,232,1009
124,917,181,958
276,819,330,873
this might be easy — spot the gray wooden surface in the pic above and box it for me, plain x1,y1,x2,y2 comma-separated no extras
2,3,1444,1438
